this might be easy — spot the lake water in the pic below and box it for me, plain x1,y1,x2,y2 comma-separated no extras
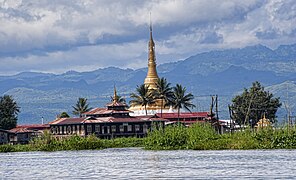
1,148,296,179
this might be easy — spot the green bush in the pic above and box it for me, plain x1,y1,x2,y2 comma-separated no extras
3,125,296,153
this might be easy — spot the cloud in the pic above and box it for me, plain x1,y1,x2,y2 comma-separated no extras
0,0,295,75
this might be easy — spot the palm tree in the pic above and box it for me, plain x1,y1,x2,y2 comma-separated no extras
130,84,155,115
72,98,91,117
153,77,173,117
170,84,196,123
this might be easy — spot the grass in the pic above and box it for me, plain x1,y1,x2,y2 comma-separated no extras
0,131,145,153
2,124,296,153
144,123,296,150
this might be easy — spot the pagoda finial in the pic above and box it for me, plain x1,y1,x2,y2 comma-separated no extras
150,12,152,37
113,85,118,103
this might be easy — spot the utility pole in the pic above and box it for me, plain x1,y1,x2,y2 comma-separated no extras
244,94,255,127
210,95,220,133
285,83,292,128
228,105,233,133
215,95,219,121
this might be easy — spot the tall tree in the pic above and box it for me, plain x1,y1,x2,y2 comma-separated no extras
170,84,196,123
0,95,20,130
72,98,91,117
230,81,281,127
153,77,173,117
130,84,155,115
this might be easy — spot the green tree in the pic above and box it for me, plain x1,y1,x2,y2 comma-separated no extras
130,84,155,115
230,81,281,127
72,98,91,117
153,77,173,117
170,84,196,123
59,112,70,118
0,95,20,130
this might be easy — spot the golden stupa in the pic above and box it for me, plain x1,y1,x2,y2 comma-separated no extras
255,113,271,129
129,21,172,116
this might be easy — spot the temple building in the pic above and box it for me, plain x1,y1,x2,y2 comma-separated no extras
49,88,166,139
129,22,172,116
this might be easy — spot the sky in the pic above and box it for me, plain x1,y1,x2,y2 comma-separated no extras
0,0,295,75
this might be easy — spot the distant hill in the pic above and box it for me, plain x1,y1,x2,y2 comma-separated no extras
1,44,296,124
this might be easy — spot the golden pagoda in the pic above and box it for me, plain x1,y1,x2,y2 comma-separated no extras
255,113,271,129
129,21,172,116
144,22,159,89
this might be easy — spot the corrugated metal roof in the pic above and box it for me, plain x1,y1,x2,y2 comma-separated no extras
49,118,85,125
49,116,166,125
106,101,127,107
156,112,209,118
83,108,131,115
9,127,38,133
83,117,146,123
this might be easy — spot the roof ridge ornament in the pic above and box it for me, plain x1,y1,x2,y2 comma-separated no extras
113,85,118,103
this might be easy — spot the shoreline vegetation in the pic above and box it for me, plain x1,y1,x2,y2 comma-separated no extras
1,123,296,153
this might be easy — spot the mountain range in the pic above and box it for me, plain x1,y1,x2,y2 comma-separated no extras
1,44,296,124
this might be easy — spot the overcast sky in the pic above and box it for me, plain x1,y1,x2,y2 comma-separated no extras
0,0,295,75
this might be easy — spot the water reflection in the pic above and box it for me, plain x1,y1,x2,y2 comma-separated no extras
1,148,296,179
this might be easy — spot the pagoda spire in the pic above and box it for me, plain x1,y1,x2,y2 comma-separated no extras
113,85,118,103
144,14,159,89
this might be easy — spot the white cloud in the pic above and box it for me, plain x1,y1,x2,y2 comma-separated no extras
0,0,295,75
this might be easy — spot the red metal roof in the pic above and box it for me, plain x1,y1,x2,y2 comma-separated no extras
13,124,50,129
9,128,36,133
83,117,146,123
83,108,131,115
106,101,127,107
156,112,209,119
49,116,166,125
9,124,50,133
49,118,85,125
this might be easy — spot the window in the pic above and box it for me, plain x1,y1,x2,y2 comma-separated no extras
72,125,76,134
95,125,100,133
50,128,55,134
87,125,92,133
127,125,132,132
67,126,71,134
143,124,148,133
63,126,66,134
111,125,116,133
119,125,124,132
102,126,109,134
135,125,140,132
77,125,80,134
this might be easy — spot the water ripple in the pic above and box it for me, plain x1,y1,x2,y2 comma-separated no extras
0,148,296,179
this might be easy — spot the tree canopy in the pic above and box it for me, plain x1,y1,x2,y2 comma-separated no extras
230,81,281,127
152,77,173,117
130,84,155,115
170,84,195,121
72,98,91,117
0,95,20,130
59,112,70,118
